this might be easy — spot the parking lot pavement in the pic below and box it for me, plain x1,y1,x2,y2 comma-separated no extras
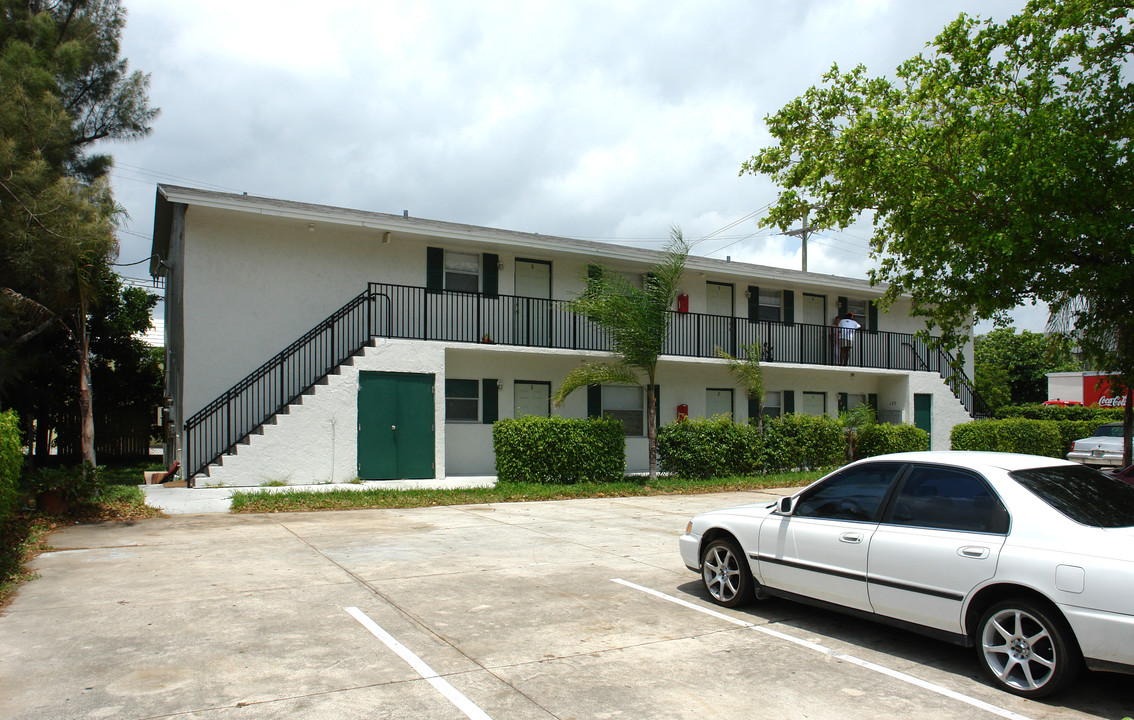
0,492,1128,720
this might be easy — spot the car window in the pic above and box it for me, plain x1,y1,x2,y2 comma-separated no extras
794,463,903,522
1095,425,1123,438
886,466,1008,533
1010,464,1134,528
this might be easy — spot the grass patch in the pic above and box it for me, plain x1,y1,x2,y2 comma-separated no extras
230,470,825,514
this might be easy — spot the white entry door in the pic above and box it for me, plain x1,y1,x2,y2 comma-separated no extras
801,391,827,417
514,260,551,346
704,282,734,356
514,381,550,417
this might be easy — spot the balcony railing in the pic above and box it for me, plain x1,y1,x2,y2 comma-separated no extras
369,282,958,375
183,281,985,480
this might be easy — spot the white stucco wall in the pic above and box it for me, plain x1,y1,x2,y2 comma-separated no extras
203,339,445,486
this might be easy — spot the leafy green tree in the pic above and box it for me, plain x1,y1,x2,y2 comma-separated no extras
974,328,1078,410
0,0,156,465
553,228,689,480
743,0,1133,463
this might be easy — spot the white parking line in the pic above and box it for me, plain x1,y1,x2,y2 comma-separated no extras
610,579,1036,720
345,606,493,720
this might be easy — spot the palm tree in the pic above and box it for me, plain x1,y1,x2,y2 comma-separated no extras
718,344,765,432
553,227,688,480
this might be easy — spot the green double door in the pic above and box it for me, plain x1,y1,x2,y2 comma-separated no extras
358,371,435,480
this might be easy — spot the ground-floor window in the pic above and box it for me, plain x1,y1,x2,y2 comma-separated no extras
446,379,480,421
762,390,782,419
603,385,644,436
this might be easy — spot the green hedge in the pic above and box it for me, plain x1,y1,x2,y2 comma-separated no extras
855,423,929,458
658,413,851,478
950,418,1063,457
0,410,23,523
762,413,846,472
994,404,1124,422
493,416,625,484
657,417,761,479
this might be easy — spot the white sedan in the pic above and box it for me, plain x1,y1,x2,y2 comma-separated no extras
1066,422,1126,468
679,451,1134,698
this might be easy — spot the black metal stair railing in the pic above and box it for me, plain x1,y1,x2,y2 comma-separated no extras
184,281,989,479
183,288,374,480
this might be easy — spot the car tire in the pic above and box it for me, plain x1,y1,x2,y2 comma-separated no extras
976,598,1081,698
700,537,754,608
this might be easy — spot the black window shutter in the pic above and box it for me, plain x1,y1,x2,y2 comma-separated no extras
652,385,660,430
838,393,848,413
587,385,602,418
868,300,878,333
783,290,795,325
427,247,444,293
747,286,759,322
482,379,498,424
783,390,795,414
868,393,879,415
837,296,848,316
748,394,760,423
483,253,499,298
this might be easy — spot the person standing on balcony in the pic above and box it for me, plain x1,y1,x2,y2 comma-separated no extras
837,311,860,366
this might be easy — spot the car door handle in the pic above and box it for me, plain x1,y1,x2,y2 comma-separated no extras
959,546,989,559
840,533,863,544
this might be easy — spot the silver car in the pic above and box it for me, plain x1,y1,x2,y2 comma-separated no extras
679,451,1134,698
1067,422,1126,468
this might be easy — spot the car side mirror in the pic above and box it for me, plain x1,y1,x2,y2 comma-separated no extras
778,496,795,515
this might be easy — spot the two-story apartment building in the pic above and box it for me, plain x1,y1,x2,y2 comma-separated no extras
149,185,978,486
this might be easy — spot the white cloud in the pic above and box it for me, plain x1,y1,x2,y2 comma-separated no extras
109,0,1034,336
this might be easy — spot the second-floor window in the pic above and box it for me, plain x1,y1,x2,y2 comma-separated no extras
445,252,480,292
841,297,873,331
758,289,782,322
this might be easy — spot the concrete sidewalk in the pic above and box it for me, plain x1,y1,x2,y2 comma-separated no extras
140,476,497,514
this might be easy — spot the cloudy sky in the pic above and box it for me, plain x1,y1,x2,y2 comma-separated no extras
106,0,1047,331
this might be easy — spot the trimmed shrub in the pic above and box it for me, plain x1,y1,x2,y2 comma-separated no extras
24,463,105,505
493,416,625,484
994,404,1123,422
950,418,1062,457
657,417,762,479
855,423,929,458
0,410,22,523
762,413,845,472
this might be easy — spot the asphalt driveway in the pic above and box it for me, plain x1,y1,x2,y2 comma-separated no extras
0,492,1128,720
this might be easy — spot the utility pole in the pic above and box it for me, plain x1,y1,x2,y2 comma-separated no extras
784,204,821,272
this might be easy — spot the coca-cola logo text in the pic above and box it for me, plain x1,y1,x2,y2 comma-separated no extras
1098,396,1128,408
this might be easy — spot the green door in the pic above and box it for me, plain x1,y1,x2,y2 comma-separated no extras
358,371,435,479
914,394,932,448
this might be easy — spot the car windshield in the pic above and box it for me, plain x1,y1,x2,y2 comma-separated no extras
1009,464,1134,528
1094,425,1123,438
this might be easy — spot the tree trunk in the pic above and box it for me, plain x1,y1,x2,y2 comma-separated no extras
78,323,96,468
647,380,657,481
1123,386,1132,468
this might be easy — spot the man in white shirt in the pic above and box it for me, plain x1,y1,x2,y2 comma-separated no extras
837,311,861,366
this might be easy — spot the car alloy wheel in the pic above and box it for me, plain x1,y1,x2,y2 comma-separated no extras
977,599,1080,698
700,537,753,608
